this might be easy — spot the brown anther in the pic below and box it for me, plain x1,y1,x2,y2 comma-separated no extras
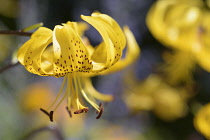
40,108,54,122
96,103,104,119
40,108,50,116
49,111,54,122
83,108,89,113
74,109,84,114
74,108,89,114
66,106,72,118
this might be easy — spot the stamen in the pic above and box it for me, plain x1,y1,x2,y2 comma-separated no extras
40,108,54,122
66,106,72,118
40,108,50,116
49,111,54,122
72,73,79,100
47,76,67,110
51,75,72,112
74,108,89,114
96,103,104,119
83,108,89,113
77,77,100,111
74,109,83,114
67,74,73,111
53,91,68,112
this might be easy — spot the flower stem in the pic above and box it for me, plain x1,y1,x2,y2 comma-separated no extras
0,30,32,36
0,62,20,73
22,125,65,140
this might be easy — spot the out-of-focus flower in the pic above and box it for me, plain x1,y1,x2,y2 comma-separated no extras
17,12,140,121
146,0,210,72
194,103,210,140
125,74,189,121
20,82,56,127
160,51,195,85
21,82,54,113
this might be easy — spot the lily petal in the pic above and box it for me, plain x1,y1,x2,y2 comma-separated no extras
83,77,113,102
81,14,124,72
91,12,126,49
195,49,210,72
17,27,52,76
91,42,107,63
52,24,93,77
82,26,140,76
99,26,140,75
41,45,54,74
66,21,89,37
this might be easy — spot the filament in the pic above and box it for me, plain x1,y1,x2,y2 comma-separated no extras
47,76,67,110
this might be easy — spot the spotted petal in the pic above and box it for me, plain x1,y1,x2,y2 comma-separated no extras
17,27,53,76
91,12,126,49
52,23,93,77
99,26,140,75
82,26,140,77
81,13,125,72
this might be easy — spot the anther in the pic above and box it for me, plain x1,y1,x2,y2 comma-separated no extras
74,108,89,114
96,103,104,119
49,111,54,122
83,108,89,113
40,108,50,116
66,106,72,118
40,108,54,122
74,109,83,114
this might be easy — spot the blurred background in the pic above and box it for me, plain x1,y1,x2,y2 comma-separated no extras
0,0,210,140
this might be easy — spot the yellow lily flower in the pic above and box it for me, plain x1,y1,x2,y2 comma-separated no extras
194,103,210,139
17,12,140,121
160,50,195,85
146,0,210,72
124,74,189,121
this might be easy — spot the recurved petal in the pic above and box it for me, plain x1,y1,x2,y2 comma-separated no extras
91,42,107,63
18,27,51,64
17,27,53,76
97,26,140,75
17,39,33,65
146,0,202,52
91,12,126,49
195,49,210,72
66,21,89,37
41,45,54,74
194,103,210,139
81,26,140,77
146,0,171,45
83,77,113,102
81,14,123,72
